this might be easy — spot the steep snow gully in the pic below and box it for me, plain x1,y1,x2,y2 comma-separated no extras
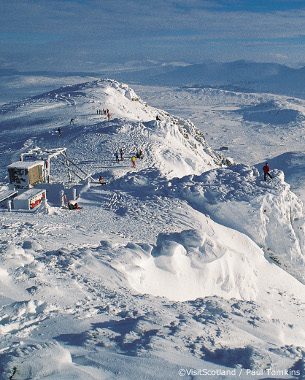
0,79,305,378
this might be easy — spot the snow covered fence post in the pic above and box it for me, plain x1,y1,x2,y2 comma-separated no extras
73,188,77,201
7,200,11,212
60,190,65,207
44,198,49,214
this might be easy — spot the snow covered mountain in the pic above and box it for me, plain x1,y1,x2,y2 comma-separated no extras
0,78,305,379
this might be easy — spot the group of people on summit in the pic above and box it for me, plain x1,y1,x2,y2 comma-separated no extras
114,147,144,168
97,108,111,121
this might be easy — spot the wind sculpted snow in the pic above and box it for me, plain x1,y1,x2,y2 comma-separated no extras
0,78,305,378
162,165,305,283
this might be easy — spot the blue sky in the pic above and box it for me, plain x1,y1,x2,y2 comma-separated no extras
1,0,305,71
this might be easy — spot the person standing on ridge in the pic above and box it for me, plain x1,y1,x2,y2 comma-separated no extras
263,162,272,181
115,151,120,163
131,156,136,167
120,148,124,161
136,149,143,159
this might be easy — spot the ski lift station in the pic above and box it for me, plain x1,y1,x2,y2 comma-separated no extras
1,146,92,211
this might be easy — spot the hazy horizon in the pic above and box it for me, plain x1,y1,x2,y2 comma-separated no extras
2,0,305,72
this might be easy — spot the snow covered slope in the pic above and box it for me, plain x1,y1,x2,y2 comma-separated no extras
0,79,305,379
0,79,225,181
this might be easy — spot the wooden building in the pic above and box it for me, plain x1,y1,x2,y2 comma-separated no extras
7,161,44,189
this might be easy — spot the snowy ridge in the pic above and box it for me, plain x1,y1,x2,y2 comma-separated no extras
0,78,305,378
0,79,225,180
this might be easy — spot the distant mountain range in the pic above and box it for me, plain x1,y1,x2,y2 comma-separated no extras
122,60,305,98
2,60,305,98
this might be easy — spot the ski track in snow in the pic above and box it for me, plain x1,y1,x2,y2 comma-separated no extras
0,78,305,378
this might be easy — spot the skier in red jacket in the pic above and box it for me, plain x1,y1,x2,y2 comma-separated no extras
263,163,272,181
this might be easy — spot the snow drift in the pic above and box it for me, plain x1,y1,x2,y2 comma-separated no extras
116,218,304,302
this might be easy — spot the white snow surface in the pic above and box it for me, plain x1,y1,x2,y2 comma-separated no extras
0,78,305,379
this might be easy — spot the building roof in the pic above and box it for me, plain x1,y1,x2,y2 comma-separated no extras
7,161,44,170
0,189,18,202
14,188,46,200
